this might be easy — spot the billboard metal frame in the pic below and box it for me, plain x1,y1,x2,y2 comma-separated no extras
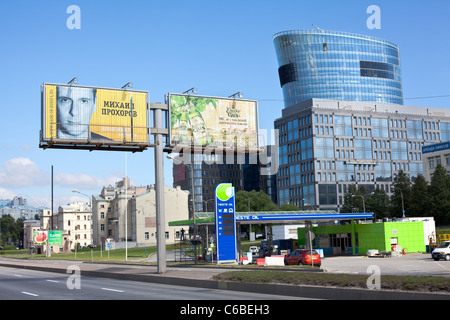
40,83,153,152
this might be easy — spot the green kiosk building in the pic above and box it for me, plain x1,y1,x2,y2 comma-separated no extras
301,217,435,255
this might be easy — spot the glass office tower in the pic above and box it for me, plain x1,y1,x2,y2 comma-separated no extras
273,29,450,212
273,29,403,108
274,98,450,211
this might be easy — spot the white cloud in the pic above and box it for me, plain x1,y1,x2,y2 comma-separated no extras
54,172,122,190
28,194,90,209
0,157,130,209
0,158,49,187
0,188,18,200
0,157,122,190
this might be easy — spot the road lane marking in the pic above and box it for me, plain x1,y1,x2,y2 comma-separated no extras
22,292,38,297
435,261,450,272
46,280,59,283
101,287,124,293
13,274,23,277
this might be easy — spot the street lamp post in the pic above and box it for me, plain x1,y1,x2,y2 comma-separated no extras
351,194,366,213
202,199,214,212
72,189,92,255
390,186,405,218
399,189,405,218
72,189,91,202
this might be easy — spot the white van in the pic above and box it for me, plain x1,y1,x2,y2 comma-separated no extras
431,241,450,261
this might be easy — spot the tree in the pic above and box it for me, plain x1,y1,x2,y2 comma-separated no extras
0,215,23,246
279,203,299,211
341,185,365,213
235,190,279,239
409,174,430,217
341,184,356,213
366,188,391,220
428,165,450,225
341,185,390,219
235,190,279,212
391,170,411,218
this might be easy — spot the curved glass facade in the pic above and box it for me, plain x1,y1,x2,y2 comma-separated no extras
273,30,403,107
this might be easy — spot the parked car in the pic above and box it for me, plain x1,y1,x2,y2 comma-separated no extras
431,241,450,261
249,246,259,253
284,249,321,267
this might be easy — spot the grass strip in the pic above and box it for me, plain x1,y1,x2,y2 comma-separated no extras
212,270,450,293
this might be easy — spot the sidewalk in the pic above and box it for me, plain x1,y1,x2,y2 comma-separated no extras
0,257,448,300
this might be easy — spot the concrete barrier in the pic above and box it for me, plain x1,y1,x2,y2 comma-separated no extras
264,256,285,266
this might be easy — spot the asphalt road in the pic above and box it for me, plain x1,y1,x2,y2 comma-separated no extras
0,266,308,300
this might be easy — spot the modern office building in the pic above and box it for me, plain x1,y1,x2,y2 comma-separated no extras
273,28,450,211
274,98,450,211
171,148,278,215
273,29,403,108
422,141,450,181
172,154,251,213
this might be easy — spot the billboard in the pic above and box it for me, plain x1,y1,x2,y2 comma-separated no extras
41,83,149,149
33,231,48,244
33,230,62,245
168,93,258,150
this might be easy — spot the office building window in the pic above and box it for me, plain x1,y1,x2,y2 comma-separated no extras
302,184,315,206
334,116,352,136
319,184,337,205
337,161,354,182
441,122,450,141
301,138,313,160
407,120,423,140
315,137,334,158
376,162,392,181
355,139,372,159
372,118,389,138
391,141,408,160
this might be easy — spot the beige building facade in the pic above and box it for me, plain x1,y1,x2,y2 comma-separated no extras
92,177,189,249
23,220,40,249
55,202,92,250
130,185,189,246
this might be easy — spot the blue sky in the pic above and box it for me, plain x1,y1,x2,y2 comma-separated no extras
0,0,449,208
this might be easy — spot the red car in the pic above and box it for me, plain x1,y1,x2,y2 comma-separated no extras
284,249,321,267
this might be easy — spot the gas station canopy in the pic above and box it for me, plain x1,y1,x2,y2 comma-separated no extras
169,210,374,226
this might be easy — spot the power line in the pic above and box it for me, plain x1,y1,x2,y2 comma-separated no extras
256,94,450,102
404,94,450,100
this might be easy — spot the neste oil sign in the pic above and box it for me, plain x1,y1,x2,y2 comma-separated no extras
214,183,237,263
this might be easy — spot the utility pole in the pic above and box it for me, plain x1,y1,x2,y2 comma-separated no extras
152,103,167,274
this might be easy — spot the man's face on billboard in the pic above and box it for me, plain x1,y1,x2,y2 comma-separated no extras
56,86,96,137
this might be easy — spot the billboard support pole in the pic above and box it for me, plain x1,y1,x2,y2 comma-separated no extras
153,104,166,274
51,165,54,231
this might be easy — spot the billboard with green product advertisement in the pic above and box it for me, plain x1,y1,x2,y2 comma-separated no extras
168,93,258,150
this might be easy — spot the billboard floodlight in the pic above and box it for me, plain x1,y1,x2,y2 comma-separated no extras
68,77,78,85
121,82,133,90
228,91,243,99
183,87,197,95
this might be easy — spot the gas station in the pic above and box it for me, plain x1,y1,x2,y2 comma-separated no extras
169,204,374,263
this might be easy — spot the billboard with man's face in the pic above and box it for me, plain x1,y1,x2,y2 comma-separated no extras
41,83,149,147
168,93,258,150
